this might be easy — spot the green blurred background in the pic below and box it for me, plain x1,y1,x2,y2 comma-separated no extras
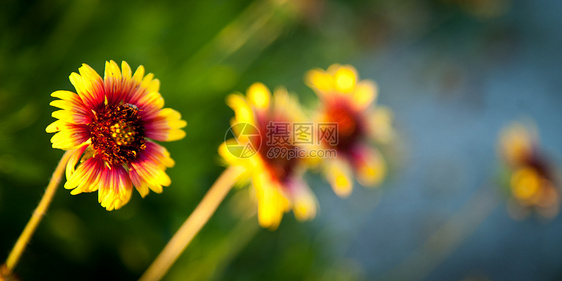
2,0,562,280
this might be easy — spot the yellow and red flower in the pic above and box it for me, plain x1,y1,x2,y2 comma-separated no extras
306,64,393,197
219,83,317,229
499,122,559,218
47,61,186,210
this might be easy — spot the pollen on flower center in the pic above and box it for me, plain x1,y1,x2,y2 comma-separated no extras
89,102,146,165
110,121,135,146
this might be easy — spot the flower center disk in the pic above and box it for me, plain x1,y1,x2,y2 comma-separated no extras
324,101,364,152
89,103,146,166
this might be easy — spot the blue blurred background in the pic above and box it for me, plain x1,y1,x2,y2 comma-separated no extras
1,0,562,280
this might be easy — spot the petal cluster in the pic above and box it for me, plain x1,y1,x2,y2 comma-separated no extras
219,65,395,229
306,64,393,197
219,83,317,229
47,61,186,210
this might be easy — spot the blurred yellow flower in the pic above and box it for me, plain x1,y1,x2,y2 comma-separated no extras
306,64,394,197
219,83,317,229
499,122,559,218
46,61,186,210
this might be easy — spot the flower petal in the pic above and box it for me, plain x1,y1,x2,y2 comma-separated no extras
219,140,244,166
500,122,535,166
48,122,89,150
253,173,289,230
226,93,255,124
98,164,133,211
121,61,132,80
305,69,334,94
65,145,89,180
128,141,174,196
104,60,122,81
135,90,165,116
286,179,318,221
144,108,187,142
324,158,354,197
51,109,89,125
351,80,377,110
64,157,104,195
368,106,394,144
510,167,541,202
247,83,271,110
70,63,104,108
333,65,357,93
142,74,160,95
132,64,145,84
50,90,90,116
353,145,386,187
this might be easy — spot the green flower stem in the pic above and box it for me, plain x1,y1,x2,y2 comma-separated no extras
139,165,245,281
3,150,73,272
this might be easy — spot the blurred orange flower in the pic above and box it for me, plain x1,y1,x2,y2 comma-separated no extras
306,64,394,197
499,122,559,218
219,83,317,229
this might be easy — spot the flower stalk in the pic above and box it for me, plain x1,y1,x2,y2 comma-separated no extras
139,165,244,281
3,150,73,272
